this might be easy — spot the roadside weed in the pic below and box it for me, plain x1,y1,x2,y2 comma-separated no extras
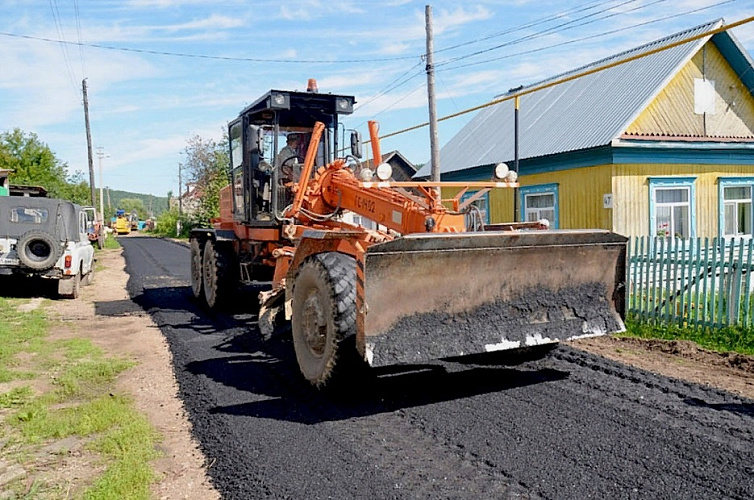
624,319,754,355
0,297,160,499
101,236,121,250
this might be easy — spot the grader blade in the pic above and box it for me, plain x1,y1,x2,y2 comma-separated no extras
357,230,627,367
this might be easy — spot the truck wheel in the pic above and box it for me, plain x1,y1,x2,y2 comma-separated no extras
190,238,204,302
17,230,61,270
59,271,81,299
202,239,236,309
82,265,94,286
291,252,357,387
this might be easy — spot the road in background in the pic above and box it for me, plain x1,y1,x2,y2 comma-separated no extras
120,236,754,500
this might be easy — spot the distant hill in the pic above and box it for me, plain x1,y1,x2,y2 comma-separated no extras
105,189,169,218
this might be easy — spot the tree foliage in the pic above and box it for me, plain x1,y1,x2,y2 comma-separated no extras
117,198,148,220
180,134,229,226
0,128,91,204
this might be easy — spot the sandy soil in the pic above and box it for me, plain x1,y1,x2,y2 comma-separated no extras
570,335,754,400
42,248,219,499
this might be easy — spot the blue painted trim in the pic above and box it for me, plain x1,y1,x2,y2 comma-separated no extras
519,183,559,228
614,146,754,165
648,176,697,183
648,177,696,238
442,165,494,182
712,32,754,102
717,176,754,239
460,190,490,224
440,142,754,181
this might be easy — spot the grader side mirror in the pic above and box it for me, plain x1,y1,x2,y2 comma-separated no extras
350,130,362,159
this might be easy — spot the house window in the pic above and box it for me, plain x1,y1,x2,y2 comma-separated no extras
460,191,489,230
718,177,754,239
649,177,696,239
519,183,559,228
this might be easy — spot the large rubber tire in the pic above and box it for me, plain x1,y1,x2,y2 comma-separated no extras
202,239,237,309
59,271,81,299
190,238,204,302
291,252,357,388
16,231,61,270
81,264,94,286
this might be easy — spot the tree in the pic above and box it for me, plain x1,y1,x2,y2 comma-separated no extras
118,198,147,220
179,133,229,226
0,128,89,203
59,170,92,206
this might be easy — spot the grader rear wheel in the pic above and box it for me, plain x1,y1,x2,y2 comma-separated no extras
202,239,237,309
190,238,204,302
291,252,358,387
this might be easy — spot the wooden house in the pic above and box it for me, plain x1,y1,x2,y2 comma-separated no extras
416,19,754,240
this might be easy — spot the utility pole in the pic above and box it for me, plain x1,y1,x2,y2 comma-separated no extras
82,79,96,207
96,147,109,227
514,95,520,222
425,5,441,203
178,164,183,215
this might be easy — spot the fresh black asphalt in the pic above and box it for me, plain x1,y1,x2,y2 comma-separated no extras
118,236,754,500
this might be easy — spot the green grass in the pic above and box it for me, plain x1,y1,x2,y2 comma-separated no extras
0,296,161,499
623,318,754,356
0,386,34,408
101,235,121,250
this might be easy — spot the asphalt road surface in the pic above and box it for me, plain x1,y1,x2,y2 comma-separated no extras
121,236,754,500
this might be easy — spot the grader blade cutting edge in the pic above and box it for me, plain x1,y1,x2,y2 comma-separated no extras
357,230,628,367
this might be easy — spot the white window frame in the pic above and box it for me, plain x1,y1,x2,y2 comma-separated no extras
718,177,754,240
519,183,559,228
648,177,696,240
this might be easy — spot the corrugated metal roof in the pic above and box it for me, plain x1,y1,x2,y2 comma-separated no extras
417,19,726,178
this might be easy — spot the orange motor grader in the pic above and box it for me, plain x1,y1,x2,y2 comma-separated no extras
190,83,628,387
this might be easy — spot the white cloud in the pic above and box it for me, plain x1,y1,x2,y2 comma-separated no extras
277,0,365,21
125,0,239,7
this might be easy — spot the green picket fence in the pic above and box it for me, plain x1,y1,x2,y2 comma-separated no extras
627,237,754,329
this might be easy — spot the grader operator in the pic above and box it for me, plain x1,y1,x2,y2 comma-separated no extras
189,81,627,387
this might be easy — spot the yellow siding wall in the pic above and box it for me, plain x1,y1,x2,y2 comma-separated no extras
444,165,613,229
517,166,613,229
614,164,754,238
625,42,754,138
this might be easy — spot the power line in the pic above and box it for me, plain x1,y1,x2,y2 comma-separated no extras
434,0,629,55
0,31,419,64
378,15,754,142
354,61,425,112
72,0,87,78
363,0,672,116
437,0,735,74
48,0,78,94
435,0,664,69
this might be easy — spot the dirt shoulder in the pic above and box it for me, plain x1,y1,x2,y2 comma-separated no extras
570,336,754,400
46,247,219,499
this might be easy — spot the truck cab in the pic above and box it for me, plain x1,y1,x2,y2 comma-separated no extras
226,82,355,225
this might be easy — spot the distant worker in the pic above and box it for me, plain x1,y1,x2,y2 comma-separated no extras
276,134,301,183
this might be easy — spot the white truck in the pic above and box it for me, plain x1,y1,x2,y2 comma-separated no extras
0,197,95,299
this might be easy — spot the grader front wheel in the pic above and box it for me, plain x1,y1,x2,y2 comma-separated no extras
291,252,357,387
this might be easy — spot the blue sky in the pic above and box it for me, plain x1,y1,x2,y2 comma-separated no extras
2,0,753,197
